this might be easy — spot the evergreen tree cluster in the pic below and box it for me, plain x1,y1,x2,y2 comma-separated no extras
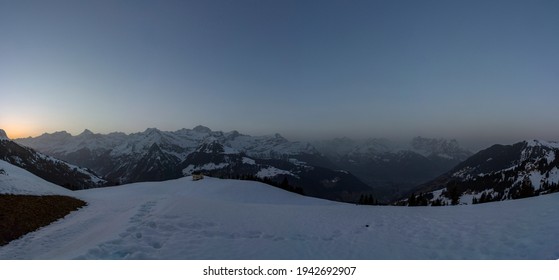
358,194,382,205
471,192,500,204
403,192,448,206
430,198,447,206
540,181,559,194
511,179,536,199
407,193,429,206
471,179,559,204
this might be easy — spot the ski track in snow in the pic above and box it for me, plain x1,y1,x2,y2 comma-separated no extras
1,174,558,259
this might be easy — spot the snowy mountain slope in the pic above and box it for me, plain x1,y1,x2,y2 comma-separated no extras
17,126,317,163
15,126,319,183
0,132,106,190
15,126,371,201
409,140,559,206
0,130,8,140
314,137,472,201
0,160,71,195
179,140,371,201
1,175,558,259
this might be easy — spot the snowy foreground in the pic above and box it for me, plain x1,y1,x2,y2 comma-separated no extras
1,161,558,259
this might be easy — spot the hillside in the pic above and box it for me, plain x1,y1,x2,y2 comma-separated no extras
0,160,86,246
1,131,106,190
408,140,559,206
0,169,557,259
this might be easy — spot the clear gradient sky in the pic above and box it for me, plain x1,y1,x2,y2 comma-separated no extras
1,0,558,149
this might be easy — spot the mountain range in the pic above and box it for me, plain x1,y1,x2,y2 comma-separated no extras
407,139,559,205
9,126,559,205
15,126,474,202
14,126,371,202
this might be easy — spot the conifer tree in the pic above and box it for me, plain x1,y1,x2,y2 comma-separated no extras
408,193,416,206
448,185,460,205
281,177,289,190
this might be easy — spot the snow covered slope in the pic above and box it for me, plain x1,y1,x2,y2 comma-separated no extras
0,160,71,195
16,126,317,165
1,176,557,259
0,137,106,190
411,140,559,206
14,126,319,183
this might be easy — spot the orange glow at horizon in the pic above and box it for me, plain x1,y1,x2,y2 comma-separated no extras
0,123,43,139
2,128,35,139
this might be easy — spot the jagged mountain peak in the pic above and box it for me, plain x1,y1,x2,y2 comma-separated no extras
410,136,469,158
138,128,166,143
0,129,8,140
192,125,212,134
40,131,72,138
225,130,242,141
143,127,161,134
79,129,94,136
524,139,559,149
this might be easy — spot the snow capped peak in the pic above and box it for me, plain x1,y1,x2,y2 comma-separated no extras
0,129,8,140
79,129,94,137
18,127,319,160
143,127,161,134
225,130,242,141
192,125,212,134
525,139,559,149
38,131,72,139
410,136,470,159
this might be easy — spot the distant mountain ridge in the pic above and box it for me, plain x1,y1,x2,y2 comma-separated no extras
407,139,559,205
16,126,370,202
313,136,473,200
314,136,471,160
10,126,558,205
15,127,476,202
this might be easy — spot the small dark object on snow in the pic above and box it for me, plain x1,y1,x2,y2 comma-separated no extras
192,171,204,181
365,224,369,228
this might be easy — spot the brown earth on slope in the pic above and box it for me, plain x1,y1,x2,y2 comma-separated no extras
0,194,86,246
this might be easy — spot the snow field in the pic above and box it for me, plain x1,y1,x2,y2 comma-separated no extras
0,160,71,195
1,164,558,259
